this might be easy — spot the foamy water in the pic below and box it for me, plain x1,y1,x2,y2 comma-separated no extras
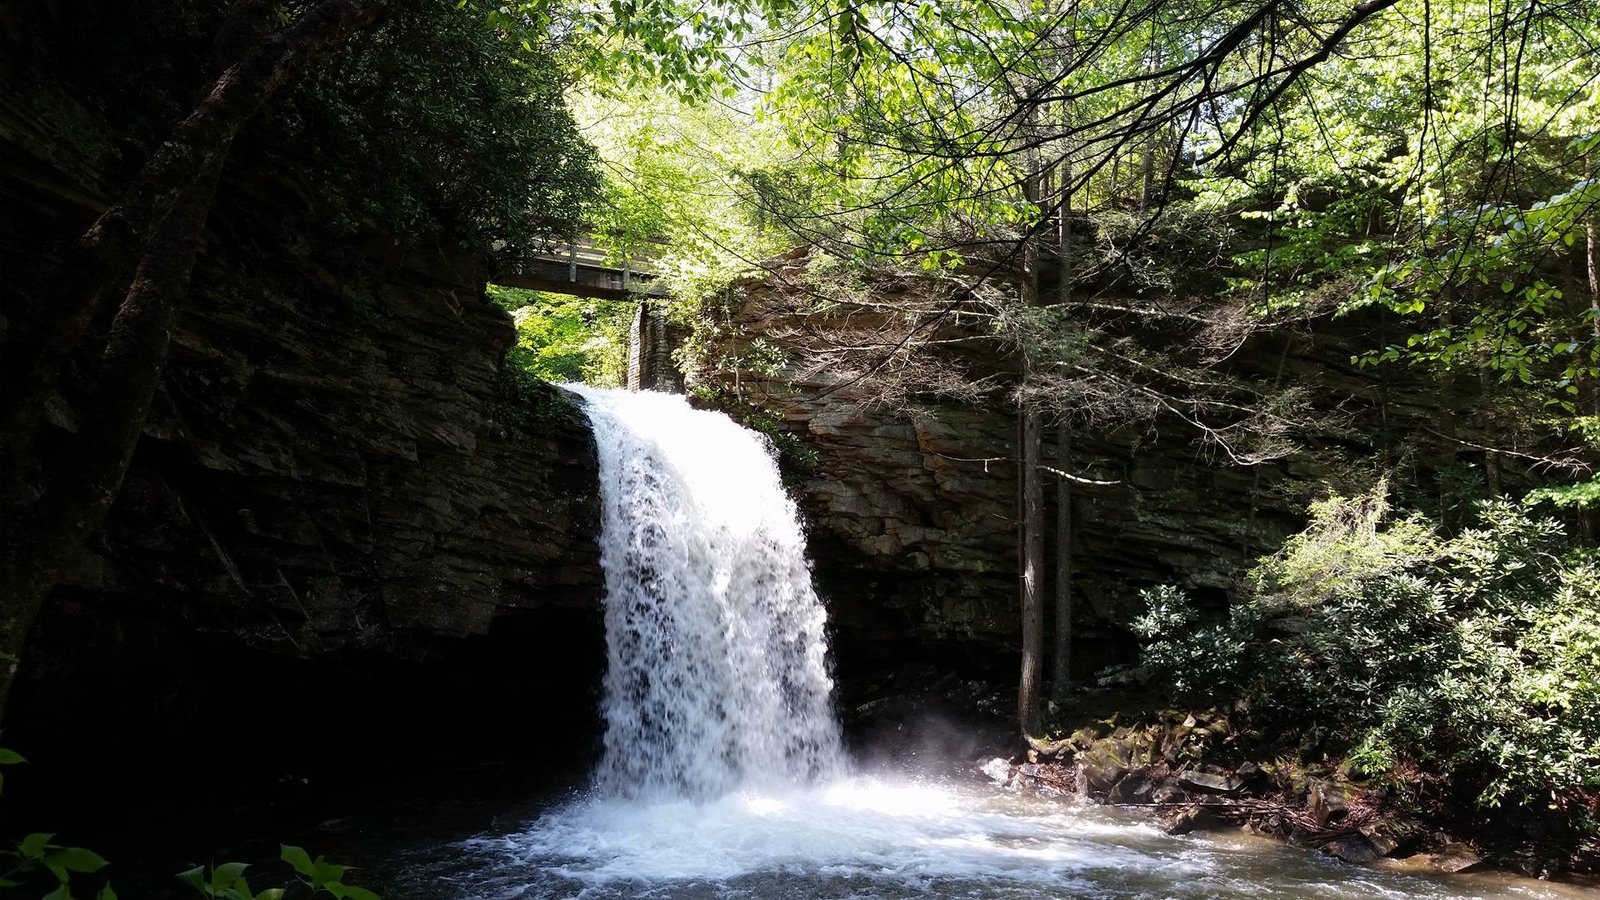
402,770,1571,899
565,386,842,800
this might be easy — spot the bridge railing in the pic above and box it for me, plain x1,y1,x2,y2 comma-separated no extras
495,233,669,300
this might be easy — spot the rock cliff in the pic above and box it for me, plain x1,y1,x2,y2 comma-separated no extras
1,40,608,808
693,252,1502,682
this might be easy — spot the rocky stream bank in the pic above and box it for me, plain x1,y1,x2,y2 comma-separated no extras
847,671,1600,884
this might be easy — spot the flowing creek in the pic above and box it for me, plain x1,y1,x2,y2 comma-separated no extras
354,388,1583,899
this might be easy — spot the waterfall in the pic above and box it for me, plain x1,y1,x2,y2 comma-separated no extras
566,386,844,800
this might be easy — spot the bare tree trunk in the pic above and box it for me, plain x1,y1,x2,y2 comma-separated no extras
1017,405,1045,736
0,0,387,718
1015,141,1047,736
1588,171,1598,356
1051,425,1073,701
1050,177,1075,703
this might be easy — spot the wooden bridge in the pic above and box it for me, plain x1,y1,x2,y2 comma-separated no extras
492,234,667,302
491,234,683,391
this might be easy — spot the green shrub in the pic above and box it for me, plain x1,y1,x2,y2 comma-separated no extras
489,286,631,387
1137,488,1600,816
275,0,601,256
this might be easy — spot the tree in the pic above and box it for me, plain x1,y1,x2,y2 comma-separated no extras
610,0,1596,733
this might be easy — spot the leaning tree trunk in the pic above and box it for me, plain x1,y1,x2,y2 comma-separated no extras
0,0,388,719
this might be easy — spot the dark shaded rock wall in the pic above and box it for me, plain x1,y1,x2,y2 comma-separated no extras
2,60,603,673
0,24,609,819
52,233,604,659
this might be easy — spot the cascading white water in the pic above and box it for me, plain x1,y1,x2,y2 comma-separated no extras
566,385,844,800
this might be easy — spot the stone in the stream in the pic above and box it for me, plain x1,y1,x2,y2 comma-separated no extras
1306,777,1349,826
1108,769,1155,804
1074,746,1128,798
1160,804,1218,835
1325,836,1381,864
1358,819,1416,857
1151,780,1189,805
1177,770,1246,794
1426,842,1485,874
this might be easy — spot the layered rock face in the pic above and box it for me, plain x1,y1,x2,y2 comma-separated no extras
3,161,603,672
694,256,1478,681
711,371,1307,679
53,237,603,658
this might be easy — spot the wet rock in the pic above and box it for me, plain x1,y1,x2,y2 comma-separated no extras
1160,804,1219,835
1427,842,1485,874
1177,770,1246,795
1307,778,1350,827
1325,836,1381,865
1234,761,1263,783
1151,781,1190,805
1359,819,1417,858
1075,758,1126,799
1108,769,1156,804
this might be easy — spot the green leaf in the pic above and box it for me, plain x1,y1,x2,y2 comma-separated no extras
309,857,349,886
176,866,207,891
211,862,249,889
97,885,118,900
0,747,26,764
325,883,381,900
280,845,315,877
42,885,71,900
46,847,109,874
21,832,55,860
255,890,285,900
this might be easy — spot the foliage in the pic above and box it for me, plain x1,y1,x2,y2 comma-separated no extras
279,0,602,257
1138,488,1600,817
0,750,375,900
566,86,792,325
0,749,116,899
178,846,378,900
489,286,631,386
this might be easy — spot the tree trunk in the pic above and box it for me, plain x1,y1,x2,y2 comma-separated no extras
1017,406,1045,736
1588,172,1598,365
1051,425,1073,701
1015,152,1046,737
0,0,387,719
1050,181,1074,703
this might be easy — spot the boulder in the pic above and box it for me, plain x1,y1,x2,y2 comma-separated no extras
1427,842,1485,874
1108,769,1157,804
1307,777,1350,827
1358,819,1418,858
1177,770,1246,795
1160,804,1219,835
1325,836,1381,865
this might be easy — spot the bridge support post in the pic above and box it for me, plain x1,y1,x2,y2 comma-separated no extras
628,301,685,393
